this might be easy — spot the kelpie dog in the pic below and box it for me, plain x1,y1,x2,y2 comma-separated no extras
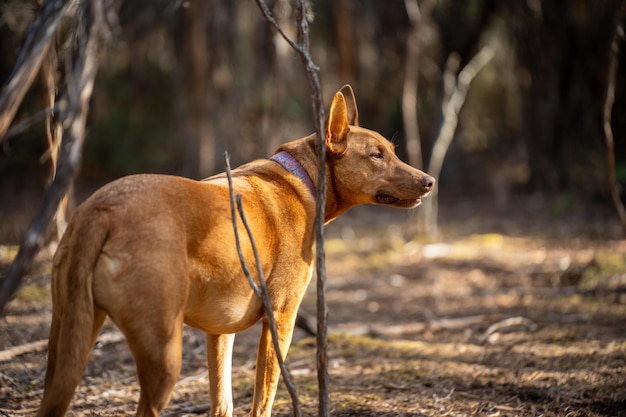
37,85,434,417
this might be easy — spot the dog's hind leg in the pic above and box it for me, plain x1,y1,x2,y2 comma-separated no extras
121,312,184,417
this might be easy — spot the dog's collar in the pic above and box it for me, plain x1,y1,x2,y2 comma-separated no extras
269,151,317,198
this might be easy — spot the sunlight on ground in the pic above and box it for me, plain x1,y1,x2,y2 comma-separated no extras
1,226,625,416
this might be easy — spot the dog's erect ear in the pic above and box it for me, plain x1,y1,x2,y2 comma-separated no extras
325,91,350,155
339,84,359,127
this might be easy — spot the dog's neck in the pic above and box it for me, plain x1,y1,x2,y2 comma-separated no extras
275,134,346,223
269,151,317,198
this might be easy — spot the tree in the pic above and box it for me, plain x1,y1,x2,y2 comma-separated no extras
402,0,437,169
0,0,111,312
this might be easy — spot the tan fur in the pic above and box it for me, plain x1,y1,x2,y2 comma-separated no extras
37,85,435,417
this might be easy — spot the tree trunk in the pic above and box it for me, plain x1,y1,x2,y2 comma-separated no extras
178,1,212,179
603,1,626,232
333,0,357,85
0,0,106,313
402,0,436,169
421,47,494,236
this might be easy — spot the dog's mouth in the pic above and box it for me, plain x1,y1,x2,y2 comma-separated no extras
375,193,424,208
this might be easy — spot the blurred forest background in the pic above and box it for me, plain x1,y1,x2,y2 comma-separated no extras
1,0,625,242
2,2,626,415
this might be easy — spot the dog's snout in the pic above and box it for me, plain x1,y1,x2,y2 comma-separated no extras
420,175,435,192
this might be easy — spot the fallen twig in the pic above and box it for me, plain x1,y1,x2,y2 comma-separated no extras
479,316,537,343
0,340,48,362
429,314,495,331
1,406,41,415
161,403,211,417
0,329,124,362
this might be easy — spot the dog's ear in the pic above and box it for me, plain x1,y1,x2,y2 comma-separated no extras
325,91,350,155
339,84,359,126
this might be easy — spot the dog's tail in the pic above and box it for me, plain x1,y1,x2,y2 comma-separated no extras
37,210,109,417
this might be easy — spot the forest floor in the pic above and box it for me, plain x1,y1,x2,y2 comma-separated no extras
1,195,626,417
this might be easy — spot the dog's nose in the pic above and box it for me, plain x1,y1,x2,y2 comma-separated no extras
420,175,435,192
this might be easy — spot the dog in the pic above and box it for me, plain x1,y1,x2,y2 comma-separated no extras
37,85,435,417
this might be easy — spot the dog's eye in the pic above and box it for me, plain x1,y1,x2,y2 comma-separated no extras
371,152,384,160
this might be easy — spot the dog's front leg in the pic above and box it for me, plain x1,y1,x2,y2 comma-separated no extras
206,333,236,417
250,313,297,417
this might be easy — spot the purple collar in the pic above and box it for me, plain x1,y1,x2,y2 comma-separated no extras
269,151,317,198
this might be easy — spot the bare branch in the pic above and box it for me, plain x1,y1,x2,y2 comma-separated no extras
2,101,65,141
421,46,494,236
0,0,74,141
255,1,330,414
0,0,105,313
224,153,301,417
255,0,319,73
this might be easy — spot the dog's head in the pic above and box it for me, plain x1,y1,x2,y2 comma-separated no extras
325,85,435,211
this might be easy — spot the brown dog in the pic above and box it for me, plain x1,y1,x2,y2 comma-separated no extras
37,85,434,417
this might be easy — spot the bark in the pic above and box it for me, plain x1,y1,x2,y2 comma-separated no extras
0,0,73,141
0,0,105,313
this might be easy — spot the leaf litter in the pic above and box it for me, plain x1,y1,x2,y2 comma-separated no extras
1,208,625,417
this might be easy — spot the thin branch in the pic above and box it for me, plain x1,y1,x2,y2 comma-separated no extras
421,46,494,236
224,153,301,417
2,101,66,141
254,1,330,415
255,0,319,73
224,153,261,296
40,46,62,182
603,4,626,233
0,0,74,141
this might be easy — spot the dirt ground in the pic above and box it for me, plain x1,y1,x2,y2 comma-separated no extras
1,197,625,416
